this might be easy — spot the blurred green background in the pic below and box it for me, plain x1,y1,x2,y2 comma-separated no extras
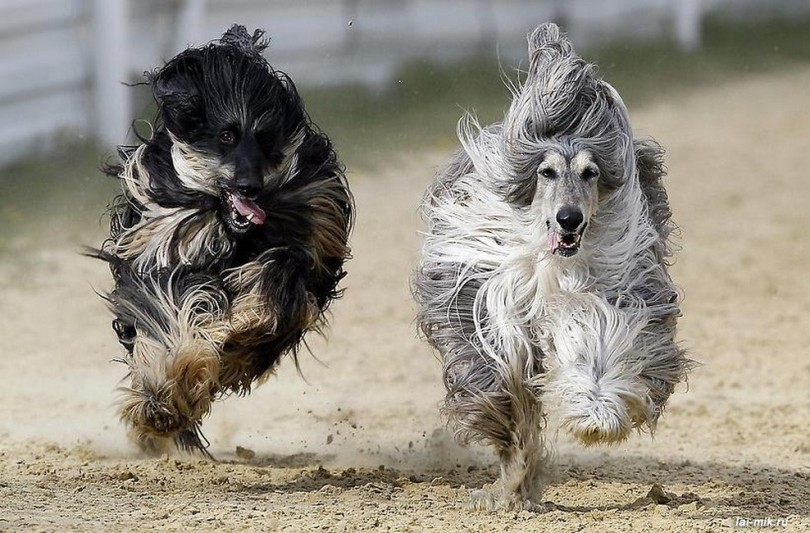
2,16,810,256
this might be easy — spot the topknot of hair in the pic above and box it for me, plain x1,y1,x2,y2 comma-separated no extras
220,24,270,56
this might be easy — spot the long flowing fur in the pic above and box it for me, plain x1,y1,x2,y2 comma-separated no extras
414,23,690,510
91,26,354,455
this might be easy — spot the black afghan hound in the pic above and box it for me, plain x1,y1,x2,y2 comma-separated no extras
92,25,354,455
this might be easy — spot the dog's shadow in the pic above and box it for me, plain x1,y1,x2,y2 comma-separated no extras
230,450,809,519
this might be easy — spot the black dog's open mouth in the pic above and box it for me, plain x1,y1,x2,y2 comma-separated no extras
221,191,266,234
548,224,586,258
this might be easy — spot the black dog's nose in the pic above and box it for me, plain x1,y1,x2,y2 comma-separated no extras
556,206,584,232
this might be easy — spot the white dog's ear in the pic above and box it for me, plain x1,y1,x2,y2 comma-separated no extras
595,79,636,187
634,138,667,184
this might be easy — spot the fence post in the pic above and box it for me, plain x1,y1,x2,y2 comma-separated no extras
674,0,703,51
93,0,131,148
176,0,206,52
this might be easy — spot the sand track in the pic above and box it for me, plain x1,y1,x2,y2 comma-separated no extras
1,67,809,531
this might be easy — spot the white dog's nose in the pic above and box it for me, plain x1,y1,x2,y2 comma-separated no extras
556,206,583,231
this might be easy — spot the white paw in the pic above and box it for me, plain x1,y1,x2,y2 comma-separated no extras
469,489,498,511
469,489,553,512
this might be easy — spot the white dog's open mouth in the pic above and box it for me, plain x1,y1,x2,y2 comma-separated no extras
548,228,584,257
222,192,267,233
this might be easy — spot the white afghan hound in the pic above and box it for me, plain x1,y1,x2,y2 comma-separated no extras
414,23,690,510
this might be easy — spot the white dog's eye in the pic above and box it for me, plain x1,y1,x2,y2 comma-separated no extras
539,167,556,179
581,167,599,180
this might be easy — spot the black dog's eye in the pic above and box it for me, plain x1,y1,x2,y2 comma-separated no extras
112,319,136,352
112,319,135,339
581,167,599,180
219,130,237,146
539,167,556,179
255,130,274,146
255,131,285,163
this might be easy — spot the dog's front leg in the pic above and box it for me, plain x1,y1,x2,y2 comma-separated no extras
219,248,320,391
465,360,554,512
544,294,654,445
120,308,222,456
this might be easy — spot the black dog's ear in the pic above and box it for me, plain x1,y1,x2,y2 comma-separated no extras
152,53,200,99
150,54,205,138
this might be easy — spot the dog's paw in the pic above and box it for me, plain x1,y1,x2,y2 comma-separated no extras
469,489,553,513
562,400,634,446
128,428,173,457
469,489,499,511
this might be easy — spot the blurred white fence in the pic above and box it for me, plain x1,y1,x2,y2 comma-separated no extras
0,0,808,166
0,0,89,165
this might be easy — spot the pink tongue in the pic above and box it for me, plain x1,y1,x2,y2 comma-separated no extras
231,194,266,225
548,231,559,253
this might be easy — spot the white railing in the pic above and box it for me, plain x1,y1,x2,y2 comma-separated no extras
0,0,806,166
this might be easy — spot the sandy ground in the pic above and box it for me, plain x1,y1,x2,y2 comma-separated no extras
1,67,810,532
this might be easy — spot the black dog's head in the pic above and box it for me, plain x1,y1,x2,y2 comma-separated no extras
149,25,308,236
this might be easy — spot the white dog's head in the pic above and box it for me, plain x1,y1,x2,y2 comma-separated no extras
500,23,634,258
